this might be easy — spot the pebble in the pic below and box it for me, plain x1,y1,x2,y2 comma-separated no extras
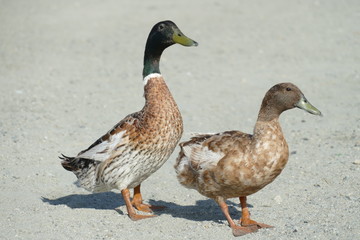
352,160,360,165
274,195,282,204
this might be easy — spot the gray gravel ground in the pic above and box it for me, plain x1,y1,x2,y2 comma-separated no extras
1,1,359,239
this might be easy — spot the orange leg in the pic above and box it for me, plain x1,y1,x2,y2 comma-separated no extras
215,197,258,237
131,184,165,212
121,188,156,221
239,196,273,229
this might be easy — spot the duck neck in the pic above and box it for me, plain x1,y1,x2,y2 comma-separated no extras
142,40,169,78
143,75,176,109
257,103,281,122
142,75,181,129
253,117,281,137
254,102,283,138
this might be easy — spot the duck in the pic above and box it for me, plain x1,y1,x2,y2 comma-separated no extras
174,82,322,236
60,20,198,221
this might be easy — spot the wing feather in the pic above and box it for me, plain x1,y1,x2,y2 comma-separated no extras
76,114,139,161
181,135,225,171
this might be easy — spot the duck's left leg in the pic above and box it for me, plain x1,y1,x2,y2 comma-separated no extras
121,188,156,221
215,196,258,237
131,184,165,212
239,196,273,229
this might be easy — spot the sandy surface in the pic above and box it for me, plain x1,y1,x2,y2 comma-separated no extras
1,0,359,239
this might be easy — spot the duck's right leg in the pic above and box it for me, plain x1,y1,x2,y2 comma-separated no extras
121,188,156,221
239,196,273,229
131,185,165,212
215,197,258,237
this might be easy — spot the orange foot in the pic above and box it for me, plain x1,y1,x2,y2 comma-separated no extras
232,225,258,237
131,201,165,213
240,218,274,229
121,188,157,221
131,185,165,213
215,197,259,237
239,196,274,230
128,211,157,221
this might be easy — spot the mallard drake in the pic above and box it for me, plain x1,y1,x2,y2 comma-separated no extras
60,20,198,220
175,83,321,236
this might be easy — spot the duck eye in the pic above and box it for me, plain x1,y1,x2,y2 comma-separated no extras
158,24,165,31
286,87,292,91
177,33,182,37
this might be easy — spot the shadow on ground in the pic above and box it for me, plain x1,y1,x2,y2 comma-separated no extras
42,192,122,210
42,192,253,222
148,198,253,222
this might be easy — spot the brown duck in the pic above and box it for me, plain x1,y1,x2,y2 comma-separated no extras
60,20,198,220
175,83,321,236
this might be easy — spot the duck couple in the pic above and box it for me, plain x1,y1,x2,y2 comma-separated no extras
60,20,321,237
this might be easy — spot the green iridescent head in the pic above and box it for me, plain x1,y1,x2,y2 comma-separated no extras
143,20,198,77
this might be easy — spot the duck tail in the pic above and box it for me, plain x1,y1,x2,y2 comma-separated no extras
174,147,198,190
59,154,98,171
60,154,76,171
59,154,101,191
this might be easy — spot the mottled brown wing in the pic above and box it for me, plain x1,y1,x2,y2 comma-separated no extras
180,133,226,171
76,112,141,161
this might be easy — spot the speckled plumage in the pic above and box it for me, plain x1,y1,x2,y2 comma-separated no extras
175,83,322,236
63,74,182,192
176,122,288,199
61,20,198,220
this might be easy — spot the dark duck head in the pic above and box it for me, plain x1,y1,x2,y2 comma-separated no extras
142,20,198,78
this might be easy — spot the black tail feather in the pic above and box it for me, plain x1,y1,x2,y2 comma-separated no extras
60,154,99,172
59,154,77,171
